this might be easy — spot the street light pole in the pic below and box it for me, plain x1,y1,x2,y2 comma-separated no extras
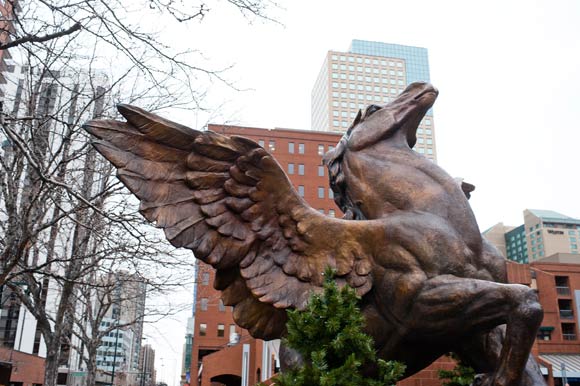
110,308,120,386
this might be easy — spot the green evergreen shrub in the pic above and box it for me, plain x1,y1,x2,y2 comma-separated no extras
275,267,405,386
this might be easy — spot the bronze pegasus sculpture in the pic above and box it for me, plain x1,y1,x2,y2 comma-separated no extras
84,82,546,386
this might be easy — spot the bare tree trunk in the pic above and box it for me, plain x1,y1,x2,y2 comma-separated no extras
85,344,98,386
43,337,59,386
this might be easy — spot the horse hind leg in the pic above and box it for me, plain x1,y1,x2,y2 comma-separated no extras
407,275,544,386
456,328,546,386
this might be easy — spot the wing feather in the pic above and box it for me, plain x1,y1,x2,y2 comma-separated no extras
84,104,380,339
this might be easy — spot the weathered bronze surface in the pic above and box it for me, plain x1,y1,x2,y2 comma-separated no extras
84,82,545,386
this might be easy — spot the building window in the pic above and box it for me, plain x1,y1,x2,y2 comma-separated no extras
318,144,324,155
217,324,225,337
218,299,225,312
201,272,209,285
298,185,305,197
269,140,275,152
258,139,265,147
288,163,294,174
298,143,305,154
562,323,577,340
200,298,208,311
318,187,324,199
298,164,305,175
318,166,324,177
328,188,334,199
329,209,335,217
537,328,552,341
199,323,207,336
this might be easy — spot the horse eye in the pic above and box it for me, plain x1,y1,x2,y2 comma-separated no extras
364,104,381,118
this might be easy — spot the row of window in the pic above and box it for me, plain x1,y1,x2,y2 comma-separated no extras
288,164,327,177
96,360,124,367
295,185,334,200
543,222,580,230
332,82,403,94
200,298,227,312
331,92,394,104
256,140,336,156
331,54,404,68
100,341,122,348
103,331,123,338
97,350,123,357
537,325,577,341
414,148,434,155
198,322,237,337
332,75,404,86
529,224,580,233
332,70,405,79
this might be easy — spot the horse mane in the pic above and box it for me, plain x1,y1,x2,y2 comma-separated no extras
323,111,367,221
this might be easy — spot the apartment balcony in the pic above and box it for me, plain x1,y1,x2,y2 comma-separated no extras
563,333,577,341
556,286,571,296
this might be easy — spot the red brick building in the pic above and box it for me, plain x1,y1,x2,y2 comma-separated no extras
190,125,342,386
0,347,45,386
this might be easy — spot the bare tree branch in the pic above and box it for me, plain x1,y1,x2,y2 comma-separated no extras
0,22,81,50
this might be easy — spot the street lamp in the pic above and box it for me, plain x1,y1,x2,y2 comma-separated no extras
109,306,121,386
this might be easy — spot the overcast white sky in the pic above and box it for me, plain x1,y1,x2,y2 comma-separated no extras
144,1,580,384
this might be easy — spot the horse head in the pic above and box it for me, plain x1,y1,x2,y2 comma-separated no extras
324,82,482,251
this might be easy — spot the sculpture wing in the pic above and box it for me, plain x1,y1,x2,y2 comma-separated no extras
84,105,380,339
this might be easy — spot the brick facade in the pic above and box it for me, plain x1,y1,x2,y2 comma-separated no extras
190,125,342,386
0,347,45,386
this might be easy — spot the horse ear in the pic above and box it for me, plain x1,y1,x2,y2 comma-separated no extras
454,178,476,199
461,181,475,199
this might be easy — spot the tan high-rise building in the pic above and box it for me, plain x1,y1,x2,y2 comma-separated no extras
311,39,437,162
483,209,580,263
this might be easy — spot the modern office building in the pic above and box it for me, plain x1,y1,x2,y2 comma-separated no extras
484,209,580,264
0,63,113,386
311,39,437,161
188,124,343,386
96,272,147,384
